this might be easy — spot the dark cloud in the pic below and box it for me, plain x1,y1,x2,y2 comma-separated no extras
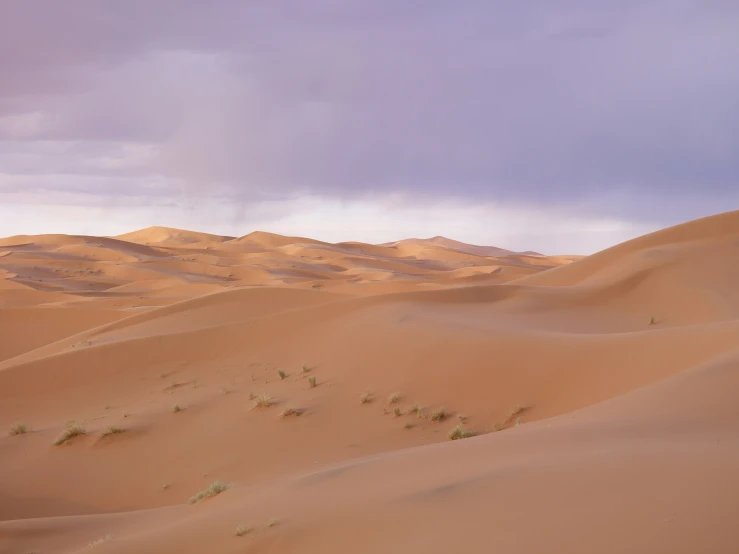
1,0,738,226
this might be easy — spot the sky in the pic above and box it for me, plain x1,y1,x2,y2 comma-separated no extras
1,1,737,254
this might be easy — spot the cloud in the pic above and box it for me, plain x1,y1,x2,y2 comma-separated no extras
1,1,737,250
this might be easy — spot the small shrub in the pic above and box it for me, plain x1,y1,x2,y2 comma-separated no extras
189,481,231,504
249,392,256,400
253,393,274,408
507,405,531,422
393,406,402,417
89,533,112,548
448,424,475,440
360,392,373,404
277,369,287,380
102,425,124,437
280,406,302,418
431,407,446,422
515,417,522,426
267,518,278,528
308,376,317,388
8,423,29,436
408,403,421,415
301,363,309,374
173,404,183,413
387,392,401,405
649,316,656,325
162,483,170,490
52,421,87,445
235,524,250,537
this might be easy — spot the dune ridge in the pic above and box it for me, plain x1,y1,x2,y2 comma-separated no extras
2,211,739,553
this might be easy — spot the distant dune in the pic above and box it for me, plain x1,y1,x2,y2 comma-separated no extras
2,212,739,553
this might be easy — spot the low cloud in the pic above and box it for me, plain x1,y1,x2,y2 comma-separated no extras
1,1,737,250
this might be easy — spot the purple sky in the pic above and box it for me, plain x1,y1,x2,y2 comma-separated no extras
1,1,737,253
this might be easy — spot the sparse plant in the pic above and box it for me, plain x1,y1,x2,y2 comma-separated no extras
458,414,469,423
221,387,231,395
448,424,475,440
189,481,231,504
102,425,124,437
277,369,287,380
393,406,402,417
162,483,170,490
408,403,421,415
431,407,446,422
249,392,256,400
308,376,317,388
9,422,29,436
387,392,401,405
267,518,278,528
52,421,87,445
173,404,183,413
280,406,302,418
252,393,274,408
235,524,250,536
506,405,531,422
649,316,656,325
89,533,112,548
515,417,522,426
301,363,309,374
360,392,373,404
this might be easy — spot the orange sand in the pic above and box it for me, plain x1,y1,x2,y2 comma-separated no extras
2,213,738,553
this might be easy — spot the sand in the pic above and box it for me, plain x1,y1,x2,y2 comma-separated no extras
1,212,738,553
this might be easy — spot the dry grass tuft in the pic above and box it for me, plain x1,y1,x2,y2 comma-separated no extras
89,533,112,548
280,406,302,418
448,424,475,440
252,393,274,408
102,425,124,437
301,363,310,374
387,392,401,404
277,369,287,380
235,524,251,537
52,421,87,445
173,404,183,413
430,407,446,422
189,481,231,504
267,518,278,528
407,403,421,415
308,376,317,388
8,422,29,436
360,392,373,404
393,406,402,417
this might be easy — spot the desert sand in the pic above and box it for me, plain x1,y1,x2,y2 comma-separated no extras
2,211,739,553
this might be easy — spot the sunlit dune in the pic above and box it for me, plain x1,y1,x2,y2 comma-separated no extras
2,212,739,553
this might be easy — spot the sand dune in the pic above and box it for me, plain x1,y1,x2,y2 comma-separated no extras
2,211,739,553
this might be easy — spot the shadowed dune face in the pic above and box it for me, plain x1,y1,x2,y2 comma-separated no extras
2,212,739,554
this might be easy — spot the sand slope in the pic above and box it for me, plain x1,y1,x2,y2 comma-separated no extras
1,211,739,553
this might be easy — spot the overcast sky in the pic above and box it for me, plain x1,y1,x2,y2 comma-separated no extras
1,1,737,254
